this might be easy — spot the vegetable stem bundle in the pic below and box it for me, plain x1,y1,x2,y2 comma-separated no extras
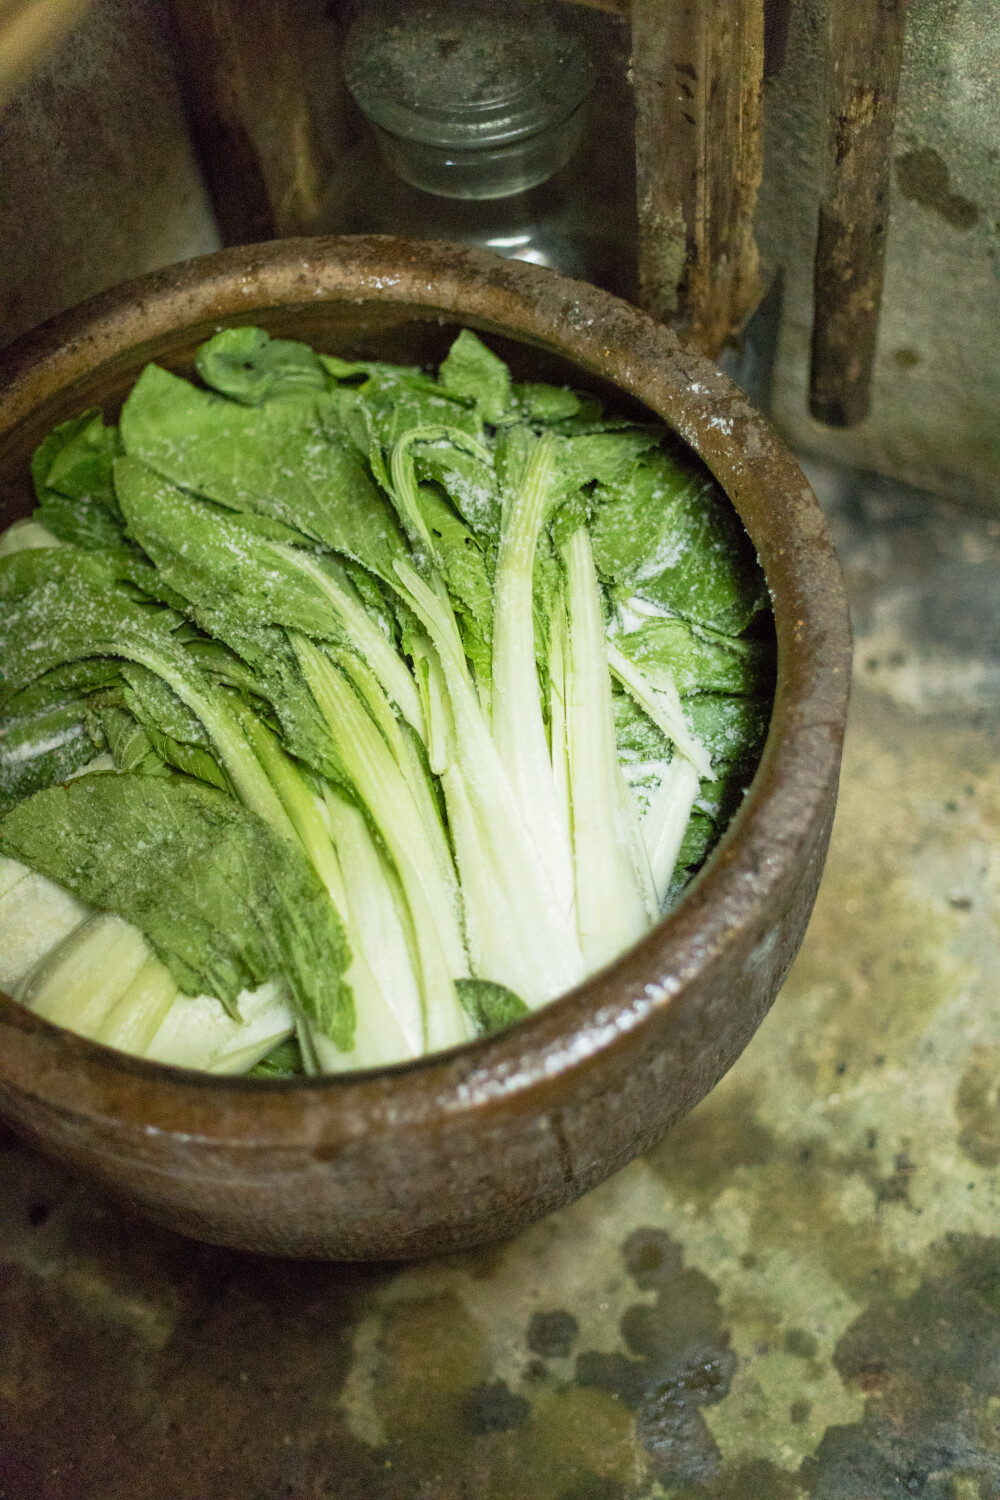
0,327,773,1075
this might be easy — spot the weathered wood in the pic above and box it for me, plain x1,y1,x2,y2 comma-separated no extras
166,0,350,246
632,0,764,357
809,0,906,428
763,0,792,78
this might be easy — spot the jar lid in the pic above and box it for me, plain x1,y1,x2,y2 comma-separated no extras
343,0,594,150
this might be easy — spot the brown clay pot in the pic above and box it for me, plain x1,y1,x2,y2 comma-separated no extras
0,238,850,1259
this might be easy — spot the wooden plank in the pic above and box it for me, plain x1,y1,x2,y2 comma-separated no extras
763,0,792,78
632,0,764,357
166,0,349,246
809,0,906,428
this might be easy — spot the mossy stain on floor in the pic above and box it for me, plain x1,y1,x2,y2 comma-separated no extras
955,1046,1000,1169
645,1085,777,1212
777,840,956,1097
799,1234,1000,1498
372,1291,491,1459
572,1228,737,1488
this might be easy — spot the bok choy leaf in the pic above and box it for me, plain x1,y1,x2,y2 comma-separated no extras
0,325,773,1075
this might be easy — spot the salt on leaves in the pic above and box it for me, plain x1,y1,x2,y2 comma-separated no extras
0,326,773,1075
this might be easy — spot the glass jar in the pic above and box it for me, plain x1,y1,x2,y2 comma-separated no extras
330,0,635,297
343,0,593,199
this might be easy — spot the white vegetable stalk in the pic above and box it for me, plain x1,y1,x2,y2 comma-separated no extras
125,640,298,842
272,546,426,739
491,432,576,923
0,855,28,901
395,561,585,1005
235,707,419,1066
0,858,90,993
237,708,346,907
0,518,62,557
417,639,574,1005
408,631,453,777
333,645,460,915
98,955,180,1055
12,904,296,1071
548,592,572,853
144,981,295,1073
18,912,151,1035
321,789,424,1061
607,641,713,781
642,756,703,909
291,632,472,1052
562,527,653,972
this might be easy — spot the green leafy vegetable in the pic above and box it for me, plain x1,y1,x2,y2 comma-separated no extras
0,773,354,1046
249,1035,305,1078
31,408,125,549
456,977,530,1037
195,326,329,405
512,382,582,424
0,324,773,1076
439,328,513,424
120,364,408,577
612,616,770,697
590,451,767,633
0,561,294,838
0,701,100,814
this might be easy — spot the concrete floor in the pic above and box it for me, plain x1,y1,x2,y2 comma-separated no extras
1,463,998,1499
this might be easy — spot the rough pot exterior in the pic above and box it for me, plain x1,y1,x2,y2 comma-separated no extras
0,238,850,1259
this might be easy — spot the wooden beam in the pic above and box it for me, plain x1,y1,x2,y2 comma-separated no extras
763,0,792,78
632,0,764,358
166,0,350,246
809,0,906,428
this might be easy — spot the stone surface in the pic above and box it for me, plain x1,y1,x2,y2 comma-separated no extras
0,460,997,1496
